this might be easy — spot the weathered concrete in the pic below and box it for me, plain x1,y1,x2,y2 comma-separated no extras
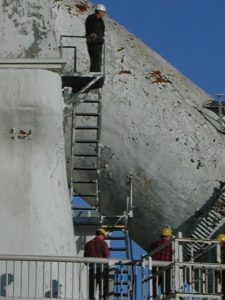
0,69,75,256
0,0,225,250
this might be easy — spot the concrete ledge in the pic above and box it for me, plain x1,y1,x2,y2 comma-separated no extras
0,58,66,70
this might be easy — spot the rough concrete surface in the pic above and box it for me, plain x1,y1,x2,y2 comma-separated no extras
0,0,225,250
0,69,75,256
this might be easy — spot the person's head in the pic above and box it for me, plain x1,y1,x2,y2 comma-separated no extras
216,233,225,244
96,227,108,240
95,4,106,18
161,226,172,240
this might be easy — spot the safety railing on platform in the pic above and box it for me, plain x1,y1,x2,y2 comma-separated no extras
204,94,225,133
216,94,225,132
142,237,223,300
59,35,106,74
0,254,138,300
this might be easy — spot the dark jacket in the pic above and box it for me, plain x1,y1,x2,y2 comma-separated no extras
149,238,172,261
84,237,110,258
85,14,105,44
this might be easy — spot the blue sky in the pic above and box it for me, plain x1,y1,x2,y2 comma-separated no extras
91,0,225,98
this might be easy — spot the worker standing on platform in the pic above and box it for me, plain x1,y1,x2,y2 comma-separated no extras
149,227,173,261
149,226,173,297
85,4,106,72
84,227,109,300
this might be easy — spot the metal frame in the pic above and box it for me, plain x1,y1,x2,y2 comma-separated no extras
141,237,223,300
59,35,106,75
216,94,225,132
0,254,136,300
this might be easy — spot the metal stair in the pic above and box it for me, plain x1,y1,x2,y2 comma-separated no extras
192,190,225,238
71,90,102,213
184,187,225,258
104,179,134,300
107,224,133,300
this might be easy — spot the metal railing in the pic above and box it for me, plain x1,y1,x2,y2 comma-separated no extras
0,238,224,300
204,94,225,132
0,254,137,300
216,94,225,132
141,237,223,300
59,35,106,74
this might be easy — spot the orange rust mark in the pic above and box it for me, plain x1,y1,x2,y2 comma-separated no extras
119,70,131,75
146,70,172,85
76,3,88,12
117,47,125,52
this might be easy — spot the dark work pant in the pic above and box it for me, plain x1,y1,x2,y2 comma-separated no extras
152,267,171,298
222,270,225,300
89,264,108,300
87,44,103,72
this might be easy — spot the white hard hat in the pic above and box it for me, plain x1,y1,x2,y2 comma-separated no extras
96,4,106,12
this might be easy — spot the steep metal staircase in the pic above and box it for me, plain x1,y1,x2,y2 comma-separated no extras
107,225,134,300
60,35,135,299
68,85,134,299
183,185,225,258
71,90,102,214
103,177,134,300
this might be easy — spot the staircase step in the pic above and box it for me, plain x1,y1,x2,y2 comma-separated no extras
72,207,97,211
195,224,211,236
75,139,99,144
108,236,126,241
73,193,97,197
114,281,129,285
109,247,127,252
75,112,100,117
102,225,126,230
73,180,97,184
192,230,202,239
75,126,99,130
73,167,98,171
74,153,97,157
208,211,222,222
113,292,128,297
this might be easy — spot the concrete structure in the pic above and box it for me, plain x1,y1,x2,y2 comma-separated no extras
0,69,75,256
0,0,225,251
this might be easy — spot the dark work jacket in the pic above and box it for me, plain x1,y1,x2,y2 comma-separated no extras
84,237,109,258
85,13,105,41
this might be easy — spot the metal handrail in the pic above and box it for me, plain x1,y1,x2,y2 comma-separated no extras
59,35,106,74
0,254,138,300
141,237,224,300
0,254,132,265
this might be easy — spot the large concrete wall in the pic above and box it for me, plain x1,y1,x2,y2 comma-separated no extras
54,1,225,248
0,69,75,256
0,0,225,250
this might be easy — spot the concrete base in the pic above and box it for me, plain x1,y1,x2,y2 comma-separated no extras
0,69,75,256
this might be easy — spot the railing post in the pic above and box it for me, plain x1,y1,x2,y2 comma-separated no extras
216,94,225,131
149,256,153,300
59,35,62,58
103,40,106,75
217,94,224,131
216,241,222,294
174,238,180,294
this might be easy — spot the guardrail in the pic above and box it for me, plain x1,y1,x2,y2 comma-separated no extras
0,254,137,300
59,35,106,74
141,238,223,300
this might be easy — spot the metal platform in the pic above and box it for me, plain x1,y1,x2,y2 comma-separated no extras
72,209,101,226
204,100,225,110
61,72,105,93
